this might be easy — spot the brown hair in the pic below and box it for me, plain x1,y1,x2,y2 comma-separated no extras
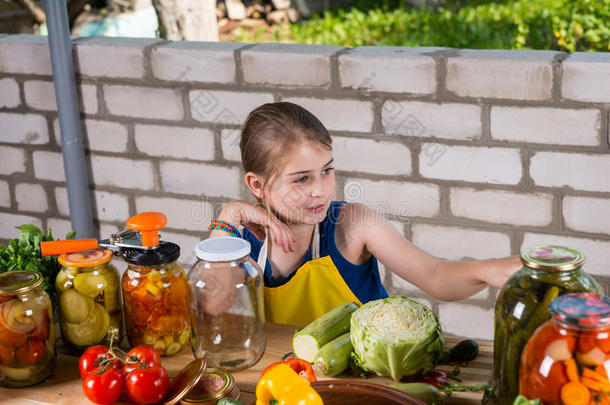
240,102,332,201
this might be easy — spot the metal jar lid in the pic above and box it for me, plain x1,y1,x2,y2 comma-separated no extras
520,245,584,271
0,271,43,295
180,370,240,404
58,248,113,268
550,292,610,328
122,241,181,266
164,358,207,405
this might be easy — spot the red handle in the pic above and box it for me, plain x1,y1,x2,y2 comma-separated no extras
39,239,99,256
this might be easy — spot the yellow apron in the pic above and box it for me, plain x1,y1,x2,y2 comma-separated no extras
257,225,362,327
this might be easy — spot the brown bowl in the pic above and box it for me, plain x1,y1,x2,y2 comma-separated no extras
309,380,426,405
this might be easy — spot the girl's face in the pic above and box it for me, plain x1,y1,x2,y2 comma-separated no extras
266,141,335,225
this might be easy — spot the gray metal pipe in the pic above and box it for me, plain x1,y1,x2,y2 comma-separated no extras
42,0,95,238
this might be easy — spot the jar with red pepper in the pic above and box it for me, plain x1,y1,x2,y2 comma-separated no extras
520,293,610,405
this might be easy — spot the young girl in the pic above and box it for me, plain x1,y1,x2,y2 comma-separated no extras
209,102,521,327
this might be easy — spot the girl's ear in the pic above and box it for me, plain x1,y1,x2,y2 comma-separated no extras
244,172,265,199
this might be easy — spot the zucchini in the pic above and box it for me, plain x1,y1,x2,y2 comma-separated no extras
216,398,245,405
292,302,359,362
389,383,444,405
314,332,353,376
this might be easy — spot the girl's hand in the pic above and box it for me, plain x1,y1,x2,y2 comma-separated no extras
479,255,522,289
218,201,296,253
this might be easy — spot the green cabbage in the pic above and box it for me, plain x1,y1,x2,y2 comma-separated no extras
350,296,444,381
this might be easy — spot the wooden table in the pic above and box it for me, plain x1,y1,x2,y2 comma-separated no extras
0,323,492,405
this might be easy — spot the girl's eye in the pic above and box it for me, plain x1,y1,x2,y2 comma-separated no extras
294,176,308,184
322,167,334,175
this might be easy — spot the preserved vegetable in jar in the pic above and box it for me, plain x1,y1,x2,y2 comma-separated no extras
0,272,56,387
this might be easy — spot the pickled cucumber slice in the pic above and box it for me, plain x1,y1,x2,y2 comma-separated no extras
166,343,181,356
62,304,109,347
0,365,34,380
55,270,73,293
59,289,94,324
73,274,107,298
104,290,121,313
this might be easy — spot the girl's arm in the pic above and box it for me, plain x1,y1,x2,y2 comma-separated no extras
343,203,521,301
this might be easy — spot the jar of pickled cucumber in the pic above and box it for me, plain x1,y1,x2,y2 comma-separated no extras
121,242,191,356
56,248,122,354
0,272,56,387
491,246,601,405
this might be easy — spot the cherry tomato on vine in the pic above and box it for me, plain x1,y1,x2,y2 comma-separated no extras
122,345,162,376
125,366,169,405
79,345,121,378
82,367,124,405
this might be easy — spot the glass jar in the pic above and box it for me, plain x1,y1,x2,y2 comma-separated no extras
492,246,601,405
56,248,122,353
0,272,56,387
189,237,265,372
520,293,610,405
122,242,191,356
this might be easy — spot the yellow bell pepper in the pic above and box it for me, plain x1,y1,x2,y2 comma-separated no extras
255,363,323,405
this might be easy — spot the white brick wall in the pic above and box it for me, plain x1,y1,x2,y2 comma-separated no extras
134,124,215,161
104,85,183,120
55,187,129,222
490,107,600,146
333,136,411,176
32,151,64,182
151,41,244,83
450,188,553,227
0,146,26,175
522,233,610,277
382,101,481,140
446,50,556,100
24,81,98,114
242,43,343,87
562,52,610,103
419,144,522,185
74,37,161,79
0,35,51,75
53,119,129,153
46,218,73,240
530,152,610,192
90,156,155,191
160,161,242,199
0,78,20,108
281,97,374,132
339,46,438,94
0,113,49,144
135,196,213,232
0,213,42,240
343,178,440,218
189,90,273,124
0,180,10,208
220,129,241,162
412,224,511,260
563,196,610,235
439,303,494,340
15,183,48,213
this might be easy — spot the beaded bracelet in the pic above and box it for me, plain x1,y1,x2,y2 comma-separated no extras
209,220,241,237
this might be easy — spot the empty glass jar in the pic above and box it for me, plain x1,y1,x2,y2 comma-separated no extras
189,237,265,372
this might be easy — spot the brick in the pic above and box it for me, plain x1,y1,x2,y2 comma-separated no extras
0,146,26,175
491,107,600,146
220,129,241,162
189,90,273,124
54,119,128,153
98,223,121,240
530,152,610,192
562,52,610,103
0,113,49,144
135,196,213,232
333,137,411,176
439,303,494,340
450,188,553,227
160,161,242,199
0,213,42,239
104,85,183,120
563,196,610,235
412,223,511,260
339,46,439,94
90,156,155,191
152,41,244,83
55,187,129,222
0,78,20,108
242,43,344,87
420,144,522,185
343,178,439,218
446,50,557,100
160,230,203,267
15,183,48,213
0,35,51,75
46,218,74,240
32,151,64,182
382,101,481,140
135,124,215,161
0,180,9,208
282,97,374,132
24,81,98,114
75,37,161,79
522,233,610,277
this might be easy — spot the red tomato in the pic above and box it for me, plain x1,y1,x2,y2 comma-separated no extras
125,366,169,405
16,340,45,364
0,328,27,348
0,344,14,365
79,346,121,378
122,346,162,376
82,367,124,405
415,370,448,388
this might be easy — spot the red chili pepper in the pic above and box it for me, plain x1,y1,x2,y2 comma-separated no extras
415,370,447,388
261,358,317,382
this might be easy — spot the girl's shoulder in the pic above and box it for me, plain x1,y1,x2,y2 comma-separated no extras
325,201,372,265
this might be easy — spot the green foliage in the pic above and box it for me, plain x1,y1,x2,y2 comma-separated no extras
234,0,610,52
